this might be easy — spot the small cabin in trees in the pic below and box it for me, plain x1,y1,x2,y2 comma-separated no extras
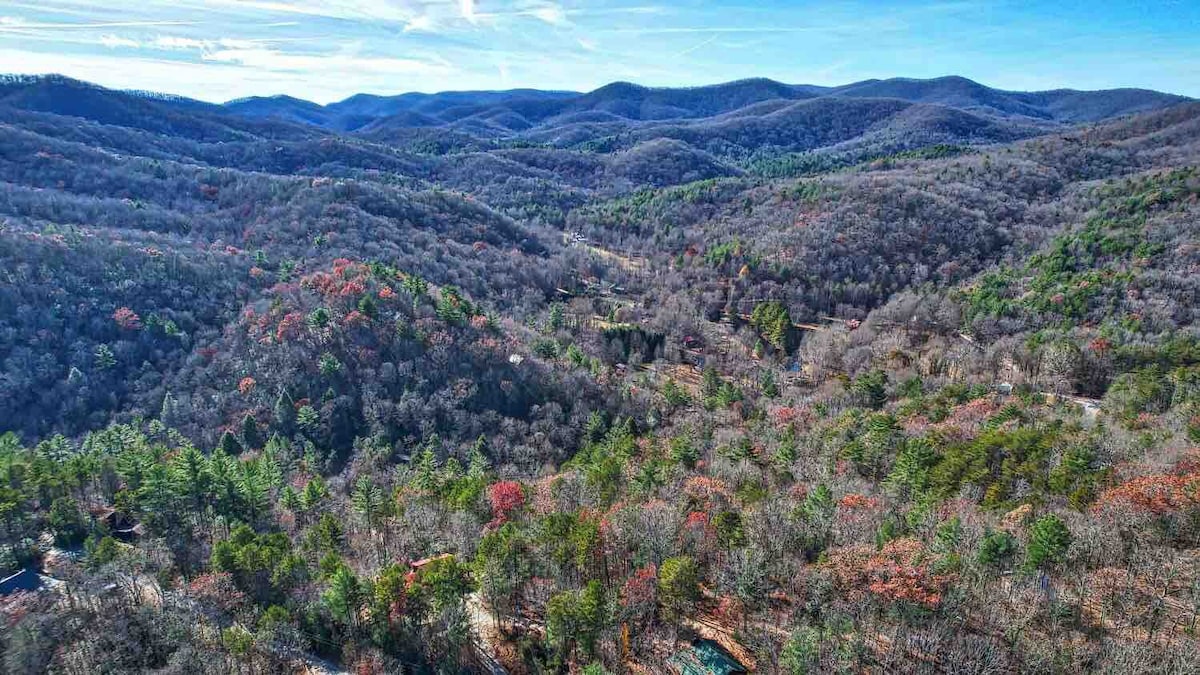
667,639,747,675
0,569,44,596
93,507,145,542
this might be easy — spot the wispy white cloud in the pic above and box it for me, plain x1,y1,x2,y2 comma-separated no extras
4,39,473,102
472,2,571,27
403,15,435,33
564,5,666,18
205,0,404,23
153,35,208,50
2,0,1196,100
459,0,476,24
675,33,721,57
152,35,260,51
99,34,140,48
608,26,820,34
527,4,568,26
0,16,195,30
203,46,453,79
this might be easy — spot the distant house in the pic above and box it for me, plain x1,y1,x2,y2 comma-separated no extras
0,569,43,596
404,553,456,590
93,507,145,542
667,639,747,675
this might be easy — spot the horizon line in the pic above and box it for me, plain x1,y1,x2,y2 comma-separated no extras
3,71,1194,108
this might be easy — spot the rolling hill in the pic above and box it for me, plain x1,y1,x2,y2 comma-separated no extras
227,74,1191,132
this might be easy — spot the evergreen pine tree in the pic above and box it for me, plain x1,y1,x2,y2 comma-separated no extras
441,456,464,483
412,447,439,492
301,477,329,511
351,477,385,528
219,430,243,456
241,414,262,450
280,485,300,511
1026,514,1072,571
701,366,721,398
274,390,296,434
761,370,779,398
357,294,378,319
161,391,181,426
170,445,211,514
468,435,490,481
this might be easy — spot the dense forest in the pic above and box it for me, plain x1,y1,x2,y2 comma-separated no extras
2,74,1200,674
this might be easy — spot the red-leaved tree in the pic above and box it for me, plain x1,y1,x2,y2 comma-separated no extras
488,481,525,524
112,307,141,330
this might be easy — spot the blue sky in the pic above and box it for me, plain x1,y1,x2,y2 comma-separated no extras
0,1,1196,103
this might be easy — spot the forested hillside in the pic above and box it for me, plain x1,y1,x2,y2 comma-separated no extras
2,74,1200,674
